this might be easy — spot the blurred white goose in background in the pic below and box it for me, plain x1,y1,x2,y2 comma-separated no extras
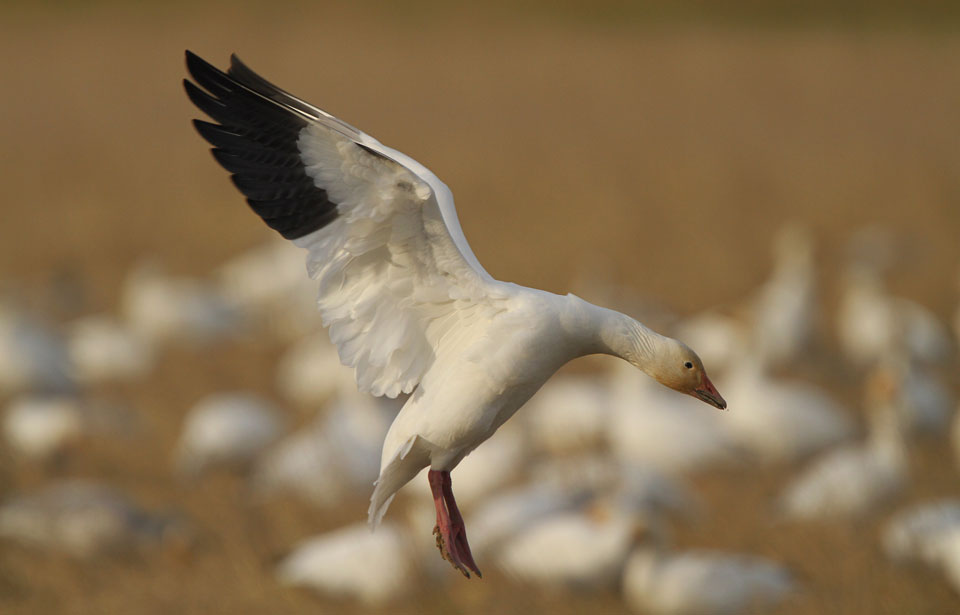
622,543,795,615
174,392,284,477
122,259,244,345
67,314,153,384
275,331,357,408
252,388,397,504
718,358,853,463
777,368,907,520
3,394,84,461
465,484,592,559
276,521,415,605
607,362,739,474
889,352,953,434
494,502,639,591
520,373,610,455
250,417,342,506
882,498,960,566
837,263,952,367
0,481,189,558
0,299,72,395
751,224,819,368
529,454,700,519
216,237,322,340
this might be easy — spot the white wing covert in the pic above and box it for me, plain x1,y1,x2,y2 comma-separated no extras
185,52,505,398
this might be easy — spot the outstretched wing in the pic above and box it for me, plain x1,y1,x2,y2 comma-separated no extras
185,51,506,397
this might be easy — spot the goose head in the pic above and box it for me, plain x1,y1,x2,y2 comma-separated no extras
647,339,727,410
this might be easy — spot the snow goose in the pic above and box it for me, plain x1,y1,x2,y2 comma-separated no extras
718,358,853,463
216,237,323,340
3,394,84,461
607,362,739,474
0,299,71,394
275,330,357,407
464,484,592,558
777,368,907,520
520,372,610,455
174,392,284,477
881,498,960,566
184,51,725,578
891,352,953,435
622,545,795,615
0,481,189,558
494,502,640,591
751,224,819,367
121,259,244,345
67,314,153,383
276,521,415,605
837,263,952,367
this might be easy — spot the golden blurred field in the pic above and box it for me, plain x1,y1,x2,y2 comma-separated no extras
1,2,959,614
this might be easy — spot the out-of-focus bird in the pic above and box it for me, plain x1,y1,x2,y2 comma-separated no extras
751,224,819,368
67,314,153,383
520,373,610,455
464,484,592,559
837,264,952,367
622,545,795,615
121,259,244,345
216,237,322,340
494,503,639,591
607,363,739,474
889,353,953,435
276,522,415,605
184,51,726,579
882,499,960,566
275,331,357,407
0,481,189,558
174,392,284,477
3,394,84,461
718,359,853,463
777,368,907,520
0,299,72,394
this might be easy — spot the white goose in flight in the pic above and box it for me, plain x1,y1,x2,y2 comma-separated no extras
184,51,726,579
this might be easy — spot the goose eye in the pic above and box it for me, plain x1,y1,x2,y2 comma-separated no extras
683,361,693,369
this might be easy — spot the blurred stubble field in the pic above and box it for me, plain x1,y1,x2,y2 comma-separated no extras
1,2,959,614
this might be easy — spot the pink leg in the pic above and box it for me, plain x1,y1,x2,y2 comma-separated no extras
428,469,482,579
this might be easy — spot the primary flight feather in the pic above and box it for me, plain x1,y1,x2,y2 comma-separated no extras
184,50,726,579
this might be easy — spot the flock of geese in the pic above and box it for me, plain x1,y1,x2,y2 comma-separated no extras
1,51,958,612
0,222,957,612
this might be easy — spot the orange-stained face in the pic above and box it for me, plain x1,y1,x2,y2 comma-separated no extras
653,343,727,410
